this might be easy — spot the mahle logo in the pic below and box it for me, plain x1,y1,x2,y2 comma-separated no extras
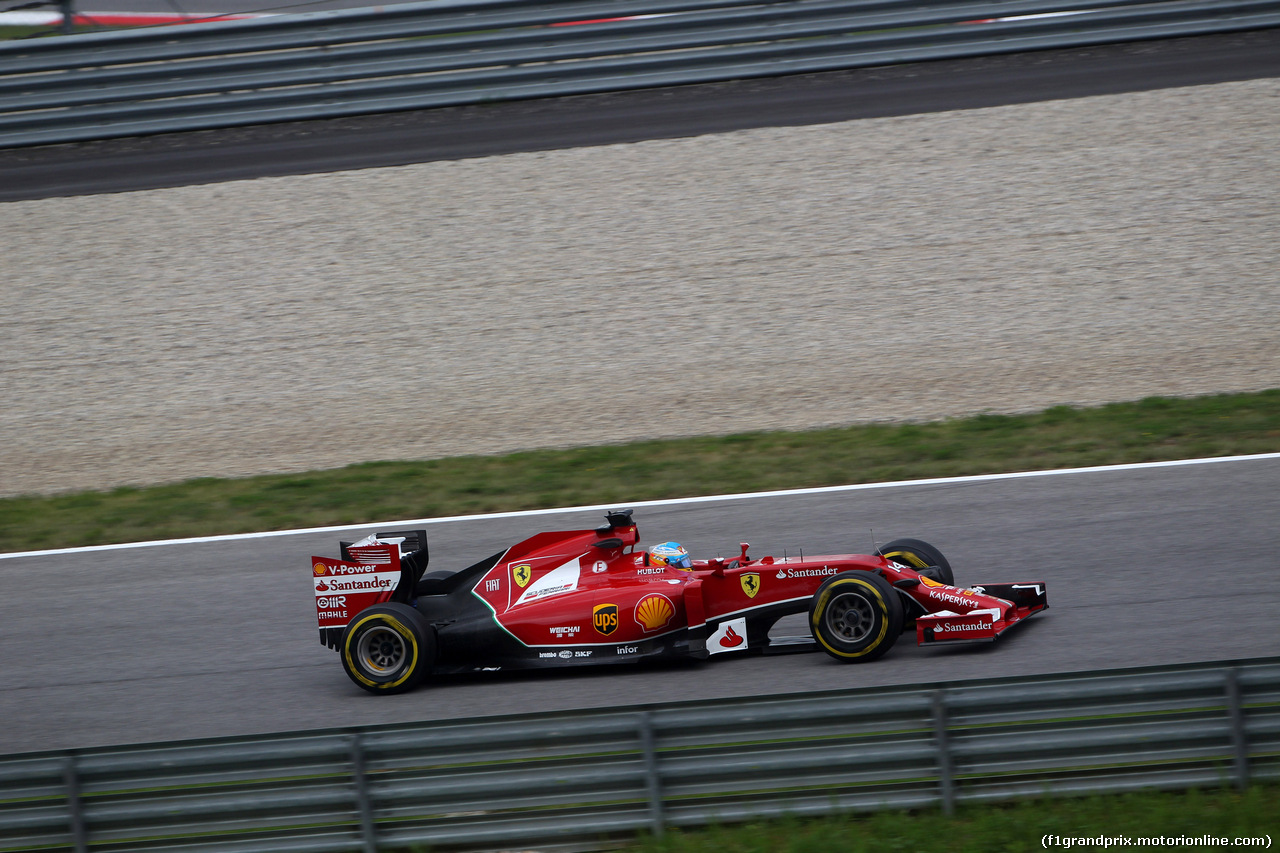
512,564,532,588
593,603,619,636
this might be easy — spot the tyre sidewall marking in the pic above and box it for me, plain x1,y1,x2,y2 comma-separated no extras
343,612,419,689
882,550,927,569
812,577,888,658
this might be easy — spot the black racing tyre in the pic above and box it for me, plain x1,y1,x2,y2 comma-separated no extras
876,537,954,586
809,571,904,663
340,603,435,695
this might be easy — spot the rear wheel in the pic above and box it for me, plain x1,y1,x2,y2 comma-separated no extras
809,571,903,662
876,537,954,586
341,603,435,694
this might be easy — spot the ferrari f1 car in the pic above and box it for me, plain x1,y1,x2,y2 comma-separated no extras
311,510,1047,693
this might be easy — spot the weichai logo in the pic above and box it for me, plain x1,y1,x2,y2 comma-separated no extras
593,603,619,635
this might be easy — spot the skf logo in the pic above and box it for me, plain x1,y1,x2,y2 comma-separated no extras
313,562,328,577
740,572,760,599
593,603,619,636
512,564,532,588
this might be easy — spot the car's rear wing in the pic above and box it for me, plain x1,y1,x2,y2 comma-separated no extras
313,529,429,649
340,529,428,565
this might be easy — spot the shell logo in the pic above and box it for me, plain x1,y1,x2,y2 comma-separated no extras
313,562,328,577
635,594,675,633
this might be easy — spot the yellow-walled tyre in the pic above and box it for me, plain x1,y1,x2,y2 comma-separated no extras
876,537,954,586
809,572,904,663
340,603,435,694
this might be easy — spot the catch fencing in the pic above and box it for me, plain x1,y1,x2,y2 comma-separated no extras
1,0,1279,148
1,656,1277,852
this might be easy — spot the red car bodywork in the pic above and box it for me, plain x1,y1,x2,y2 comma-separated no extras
313,510,1047,691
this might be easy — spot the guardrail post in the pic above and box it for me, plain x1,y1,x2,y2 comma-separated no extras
58,0,75,34
63,754,87,853
932,690,955,816
351,734,377,853
639,711,665,838
1224,668,1249,791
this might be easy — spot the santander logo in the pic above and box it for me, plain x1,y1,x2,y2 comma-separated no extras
718,625,745,648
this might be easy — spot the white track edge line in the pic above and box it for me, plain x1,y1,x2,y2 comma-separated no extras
4,452,1278,560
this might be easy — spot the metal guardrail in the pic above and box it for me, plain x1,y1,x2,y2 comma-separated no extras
1,0,1279,149
1,657,1277,852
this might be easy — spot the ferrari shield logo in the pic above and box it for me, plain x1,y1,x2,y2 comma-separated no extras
740,572,761,599
512,564,532,588
593,603,619,636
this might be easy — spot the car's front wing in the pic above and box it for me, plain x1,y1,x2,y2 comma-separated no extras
915,581,1048,645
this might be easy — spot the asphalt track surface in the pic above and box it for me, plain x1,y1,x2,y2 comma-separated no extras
2,457,1278,755
3,31,1279,758
3,28,1280,202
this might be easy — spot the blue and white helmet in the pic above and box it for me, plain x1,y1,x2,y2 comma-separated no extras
649,541,692,570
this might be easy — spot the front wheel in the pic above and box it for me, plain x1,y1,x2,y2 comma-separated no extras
340,603,435,694
809,571,903,662
876,537,954,586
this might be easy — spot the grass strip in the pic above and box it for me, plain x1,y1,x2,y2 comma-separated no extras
3,389,1277,554
617,784,1278,853
0,24,105,38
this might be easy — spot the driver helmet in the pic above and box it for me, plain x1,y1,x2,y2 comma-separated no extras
648,541,692,570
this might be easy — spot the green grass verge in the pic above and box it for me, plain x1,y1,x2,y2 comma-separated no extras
0,24,103,38
0,25,49,38
619,785,1278,853
3,389,1278,554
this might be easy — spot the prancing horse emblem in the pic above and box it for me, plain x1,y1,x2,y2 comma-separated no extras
512,564,532,588
740,572,760,599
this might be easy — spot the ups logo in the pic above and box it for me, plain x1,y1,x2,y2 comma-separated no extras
593,603,619,636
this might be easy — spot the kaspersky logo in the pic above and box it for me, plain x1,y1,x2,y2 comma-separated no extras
512,564,532,588
593,603,619,635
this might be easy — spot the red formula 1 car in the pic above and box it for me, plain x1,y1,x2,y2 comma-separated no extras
311,510,1047,693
